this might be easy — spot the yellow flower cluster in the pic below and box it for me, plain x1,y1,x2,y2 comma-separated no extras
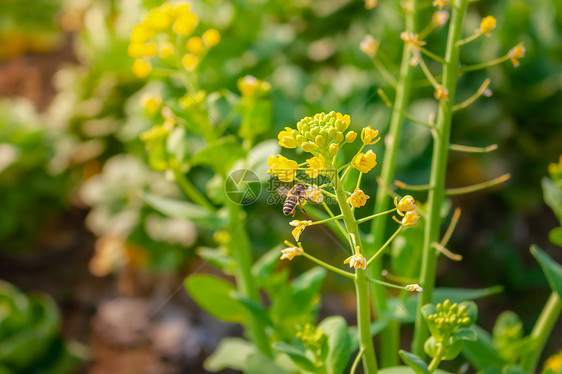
395,195,416,216
347,188,369,208
277,111,351,157
432,11,449,27
140,93,162,113
129,2,220,78
305,155,325,178
405,284,423,292
267,155,298,183
434,85,449,101
344,253,367,270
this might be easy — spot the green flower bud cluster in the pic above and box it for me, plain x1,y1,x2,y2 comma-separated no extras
278,111,352,157
427,299,472,334
297,323,326,353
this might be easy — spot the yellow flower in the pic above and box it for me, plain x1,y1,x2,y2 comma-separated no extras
173,2,191,17
144,9,171,31
130,24,154,43
159,42,175,58
306,156,325,178
173,13,198,36
347,188,369,208
278,127,298,149
267,155,298,182
480,16,496,36
344,253,366,270
203,29,221,47
434,85,448,100
364,0,377,9
290,220,312,241
345,131,357,143
394,210,420,227
400,31,426,66
182,54,199,71
281,240,304,260
508,43,526,67
361,126,380,145
352,150,377,173
432,11,449,27
237,75,271,97
306,186,324,203
132,59,151,78
395,195,416,216
360,35,380,57
544,351,562,373
405,284,423,292
432,0,449,8
140,93,161,112
186,36,203,54
128,42,157,58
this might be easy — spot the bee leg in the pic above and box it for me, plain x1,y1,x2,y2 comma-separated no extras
299,199,307,214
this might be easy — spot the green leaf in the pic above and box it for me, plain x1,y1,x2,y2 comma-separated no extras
141,191,228,230
502,366,528,374
230,292,273,328
245,140,280,181
273,342,317,372
166,127,189,166
531,245,562,298
399,350,429,374
442,340,464,360
196,247,234,274
204,338,254,372
252,245,282,280
318,316,352,374
238,98,272,142
542,177,562,223
184,274,246,323
380,367,453,374
463,325,507,370
493,311,523,345
421,304,442,340
245,352,289,374
190,136,246,174
455,328,477,342
549,227,562,247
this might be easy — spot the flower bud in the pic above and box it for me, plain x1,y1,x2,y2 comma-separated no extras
301,142,315,153
329,143,339,155
346,131,357,143
334,132,344,143
315,134,325,146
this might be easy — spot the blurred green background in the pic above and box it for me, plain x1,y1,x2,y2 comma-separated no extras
0,0,560,372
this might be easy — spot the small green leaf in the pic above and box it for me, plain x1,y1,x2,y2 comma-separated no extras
252,246,282,280
238,98,272,142
141,191,228,230
502,366,528,374
184,274,246,323
531,245,562,298
454,328,477,342
318,316,352,374
542,177,562,223
273,342,317,372
196,247,234,274
245,352,288,374
442,340,464,360
399,350,430,374
493,311,523,345
380,367,453,374
548,227,562,247
463,325,507,370
421,304,442,340
230,292,273,328
204,338,254,372
424,337,438,358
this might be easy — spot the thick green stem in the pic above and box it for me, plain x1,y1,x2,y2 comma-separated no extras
428,343,446,373
412,0,468,356
368,0,418,367
521,292,562,372
330,168,378,374
225,199,272,357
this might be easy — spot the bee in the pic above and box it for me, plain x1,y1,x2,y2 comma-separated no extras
279,183,323,216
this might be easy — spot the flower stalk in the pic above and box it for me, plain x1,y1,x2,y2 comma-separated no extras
412,0,469,356
368,0,418,366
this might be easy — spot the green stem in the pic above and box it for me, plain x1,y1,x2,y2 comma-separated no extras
356,208,397,225
412,0,468,357
172,166,216,212
521,292,562,372
369,0,418,367
225,199,272,357
428,343,447,372
301,251,355,279
330,165,378,374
